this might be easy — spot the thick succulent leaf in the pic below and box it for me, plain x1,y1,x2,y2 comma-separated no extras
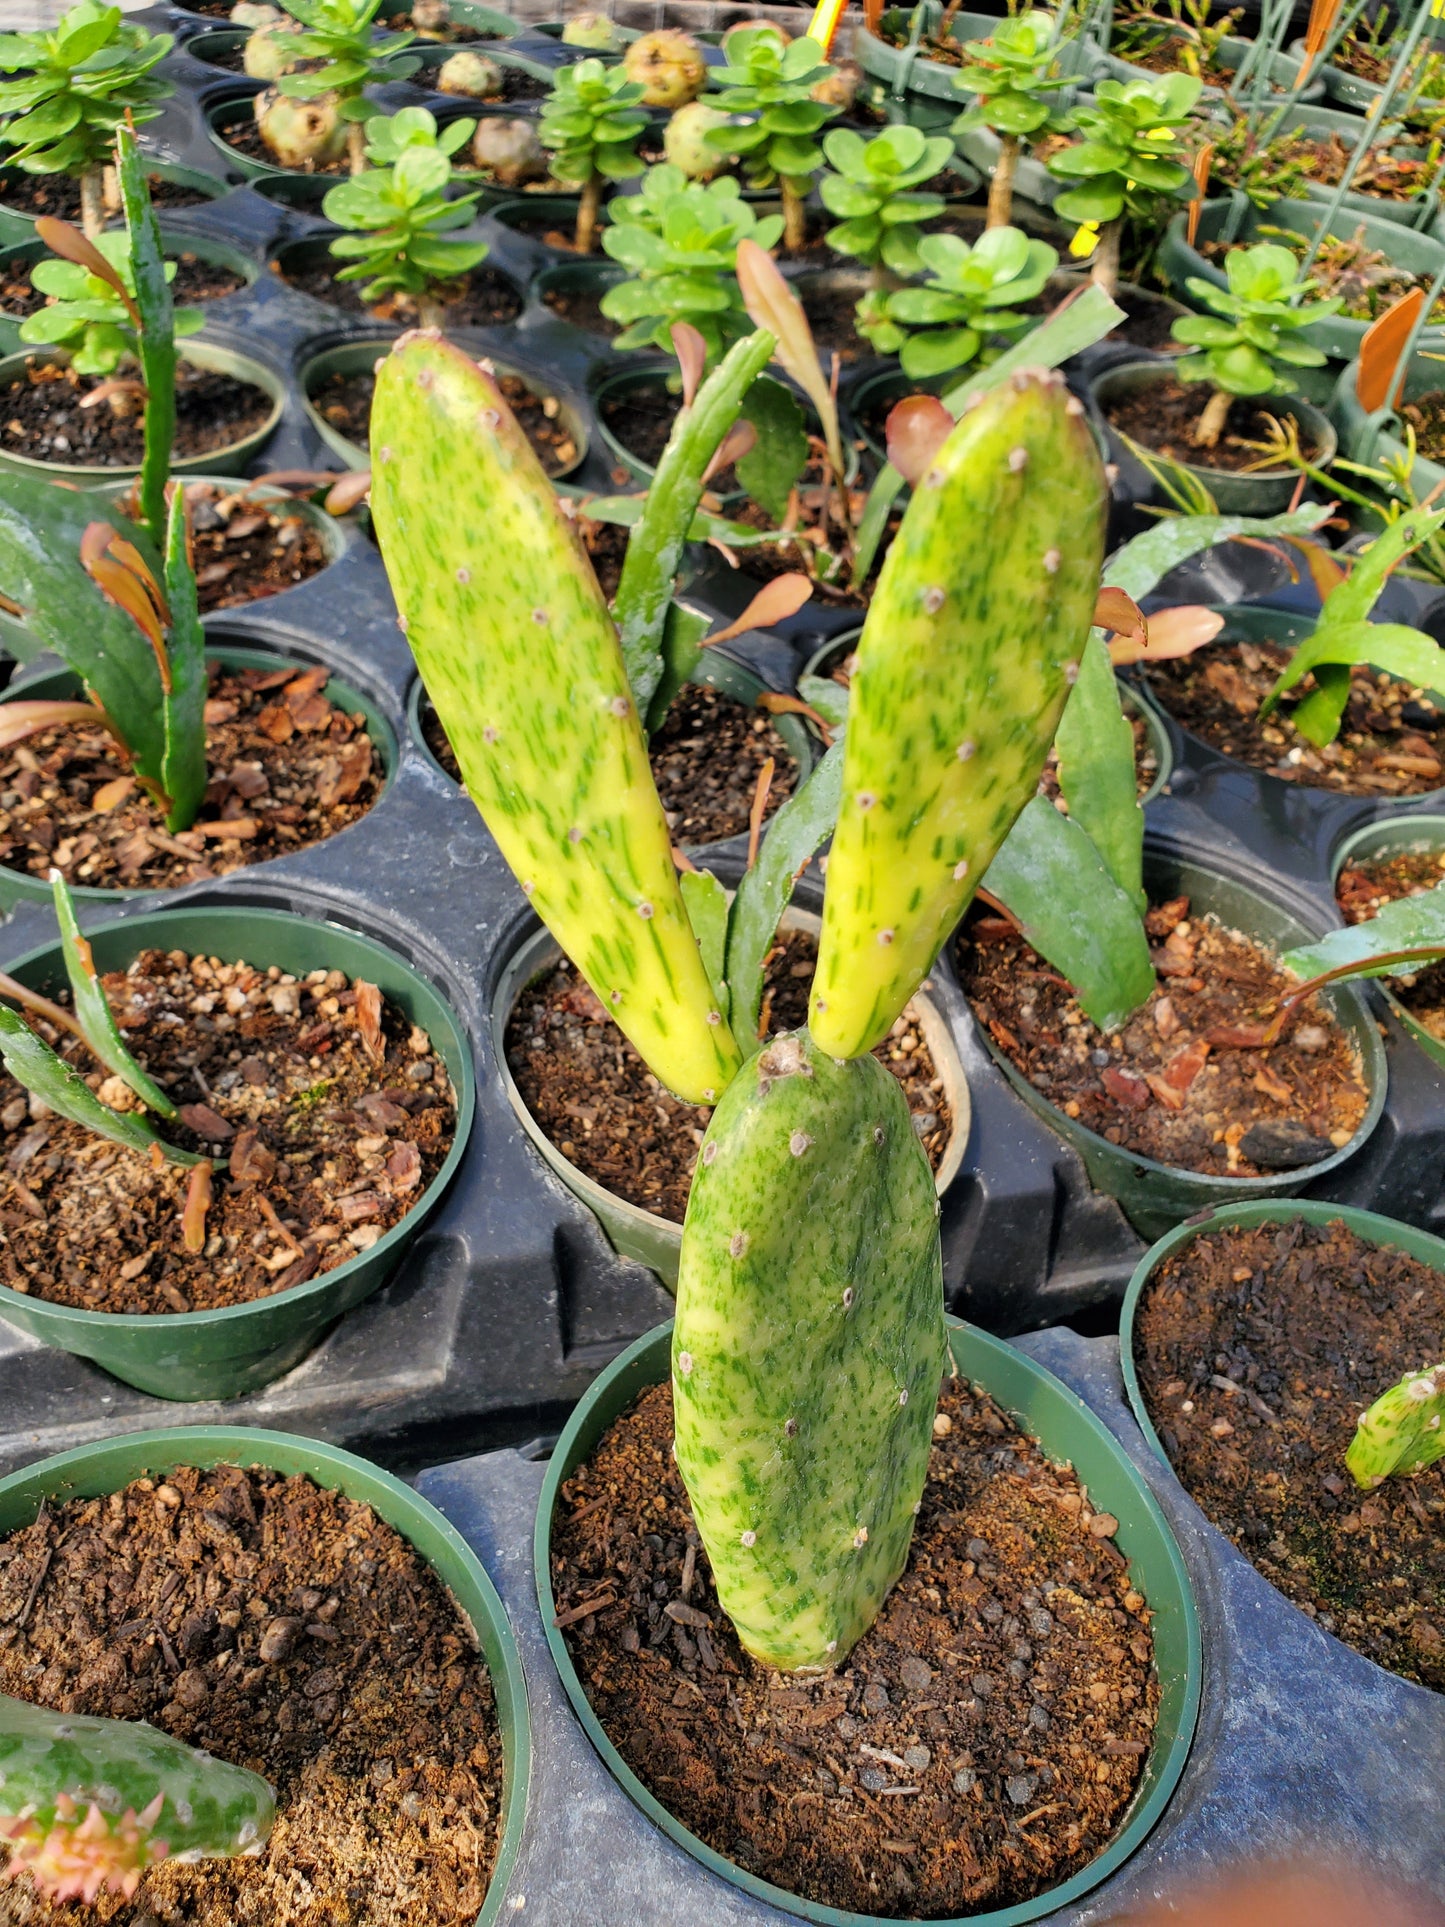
0,1000,199,1163
736,374,807,522
644,601,710,738
1283,883,1445,983
50,870,175,1116
681,865,729,1015
1102,504,1332,600
159,485,207,832
986,798,1156,1030
1054,632,1144,912
117,123,174,546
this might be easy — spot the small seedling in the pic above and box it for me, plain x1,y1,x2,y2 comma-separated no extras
857,225,1058,378
1347,1363,1445,1487
951,10,1074,228
538,56,647,252
818,125,953,285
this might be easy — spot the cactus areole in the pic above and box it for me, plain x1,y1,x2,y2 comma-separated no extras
809,368,1107,1059
0,1693,274,1904
369,332,742,1105
673,1032,947,1672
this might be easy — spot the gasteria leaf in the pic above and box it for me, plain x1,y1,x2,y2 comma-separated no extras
0,1001,199,1163
1282,882,1445,982
49,869,175,1116
1053,633,1145,912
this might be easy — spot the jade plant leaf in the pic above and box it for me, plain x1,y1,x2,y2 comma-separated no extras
50,869,175,1117
0,1001,199,1163
984,797,1156,1032
1282,882,1445,981
1053,632,1145,913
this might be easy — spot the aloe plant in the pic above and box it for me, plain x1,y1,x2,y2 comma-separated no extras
0,1694,273,1905
266,0,421,174
818,125,954,287
538,56,647,253
0,0,173,237
950,10,1074,228
1171,241,1342,448
322,106,487,326
857,225,1059,379
704,26,838,253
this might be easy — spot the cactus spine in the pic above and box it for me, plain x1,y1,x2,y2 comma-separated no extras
1347,1364,1445,1489
369,333,741,1104
808,368,1107,1059
673,1032,946,1672
0,1693,274,1904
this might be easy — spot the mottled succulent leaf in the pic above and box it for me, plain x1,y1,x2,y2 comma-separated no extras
159,484,206,833
736,374,808,522
49,869,174,1116
1054,632,1144,912
1346,1364,1445,1488
680,866,729,1016
1100,504,1332,599
1282,882,1445,981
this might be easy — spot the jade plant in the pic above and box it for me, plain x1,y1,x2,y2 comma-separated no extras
818,125,954,286
0,0,173,237
600,168,783,362
0,1694,274,1904
950,9,1075,228
1046,70,1201,293
704,26,838,253
370,321,1106,1669
538,55,647,253
1171,241,1341,448
20,223,203,374
323,106,486,326
857,225,1059,378
260,0,421,174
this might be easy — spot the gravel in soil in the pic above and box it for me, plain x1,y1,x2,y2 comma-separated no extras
957,893,1369,1178
178,481,333,614
1140,632,1445,794
0,662,382,891
0,172,214,219
422,678,797,845
275,253,522,327
311,365,577,474
506,926,953,1222
0,1460,502,1924
1101,373,1317,472
0,249,245,321
0,358,273,469
1038,711,1159,803
1133,1215,1445,1690
552,1375,1158,1917
0,947,455,1314
1336,846,1445,1043
540,277,621,337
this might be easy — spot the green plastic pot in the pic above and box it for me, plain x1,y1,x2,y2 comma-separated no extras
972,845,1388,1244
301,335,587,479
207,90,348,193
1158,193,1445,364
527,257,624,337
0,225,258,355
1328,350,1445,500
0,1423,527,1922
0,158,226,244
1331,814,1445,1073
0,641,395,912
183,25,248,70
537,1317,1200,1926
856,7,1099,121
495,900,970,1288
0,905,474,1399
1091,356,1337,514
1096,31,1323,102
0,340,283,480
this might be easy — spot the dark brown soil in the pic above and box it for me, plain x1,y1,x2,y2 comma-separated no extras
801,281,872,363
541,276,622,337
1141,633,1445,795
0,662,382,891
1038,711,1159,804
957,892,1370,1177
422,679,799,845
0,947,454,1314
1133,1215,1445,1690
181,481,333,614
491,206,590,253
0,172,215,220
0,358,273,469
1112,286,1186,354
0,1460,502,1923
1102,373,1317,473
601,377,682,474
275,253,522,327
553,1374,1158,1917
1336,847,1445,1043
310,364,578,474
0,249,245,322
1399,387,1445,461
506,926,953,1222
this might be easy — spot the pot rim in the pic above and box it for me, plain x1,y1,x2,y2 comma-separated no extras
535,1315,1202,1927
0,1421,528,1926
1089,354,1339,479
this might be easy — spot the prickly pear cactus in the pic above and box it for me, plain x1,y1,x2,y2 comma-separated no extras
1347,1363,1445,1489
370,333,741,1105
673,1031,946,1671
809,368,1107,1059
0,1693,274,1905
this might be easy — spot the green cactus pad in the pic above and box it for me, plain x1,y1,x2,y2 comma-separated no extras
0,1692,273,1904
1346,1364,1445,1490
809,368,1107,1059
369,332,741,1105
673,1030,946,1671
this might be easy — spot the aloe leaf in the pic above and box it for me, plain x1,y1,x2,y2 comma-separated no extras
159,485,207,832
1283,884,1445,982
1101,504,1334,600
117,123,174,549
612,328,776,719
1266,621,1445,746
798,672,849,727
0,1001,199,1164
852,283,1127,587
1054,632,1144,912
0,474,166,784
985,797,1156,1032
50,869,175,1117
724,737,844,1046
681,867,730,1016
